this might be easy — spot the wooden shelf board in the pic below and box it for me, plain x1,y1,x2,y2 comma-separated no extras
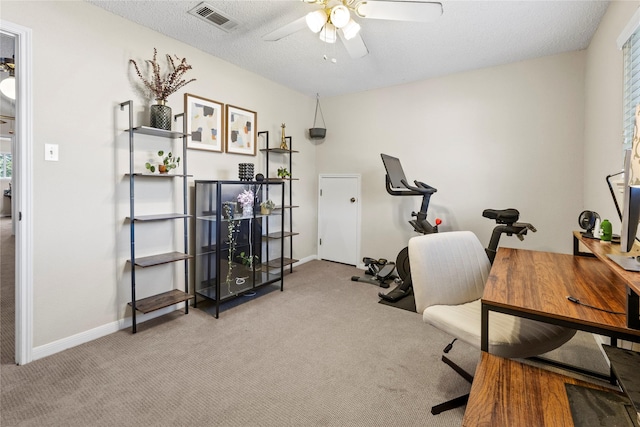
127,173,192,178
264,257,297,268
259,148,299,153
129,126,187,139
265,231,299,239
129,251,192,267
129,289,193,313
130,213,191,221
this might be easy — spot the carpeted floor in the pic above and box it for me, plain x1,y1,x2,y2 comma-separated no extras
1,216,15,365
0,217,610,426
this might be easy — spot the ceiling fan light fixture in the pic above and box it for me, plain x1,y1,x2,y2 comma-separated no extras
319,23,337,43
341,18,361,40
0,77,15,100
306,10,327,33
330,4,350,28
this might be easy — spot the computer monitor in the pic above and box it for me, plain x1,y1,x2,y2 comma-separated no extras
620,149,640,252
608,150,640,271
381,153,409,191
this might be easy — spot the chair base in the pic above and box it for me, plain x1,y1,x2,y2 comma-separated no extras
442,355,474,383
431,355,475,415
431,393,469,415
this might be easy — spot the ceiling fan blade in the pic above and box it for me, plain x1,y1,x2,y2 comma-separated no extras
339,31,369,59
262,16,308,41
355,1,443,23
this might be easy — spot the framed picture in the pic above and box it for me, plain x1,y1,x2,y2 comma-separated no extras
185,93,224,152
225,104,257,156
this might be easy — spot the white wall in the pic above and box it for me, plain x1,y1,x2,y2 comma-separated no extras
318,51,587,261
4,0,638,355
584,1,639,232
2,1,318,349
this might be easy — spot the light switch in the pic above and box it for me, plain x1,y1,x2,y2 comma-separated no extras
45,144,59,161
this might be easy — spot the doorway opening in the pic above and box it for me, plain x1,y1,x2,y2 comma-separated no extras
1,21,34,365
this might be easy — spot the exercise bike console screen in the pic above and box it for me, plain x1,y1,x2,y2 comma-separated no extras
381,153,410,191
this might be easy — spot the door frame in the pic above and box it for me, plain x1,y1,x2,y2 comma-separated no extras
317,174,361,266
1,20,34,365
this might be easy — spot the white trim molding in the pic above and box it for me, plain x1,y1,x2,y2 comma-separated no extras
32,306,182,361
1,19,34,365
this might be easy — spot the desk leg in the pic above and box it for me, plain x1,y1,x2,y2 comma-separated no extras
481,303,489,352
627,286,640,330
573,234,596,258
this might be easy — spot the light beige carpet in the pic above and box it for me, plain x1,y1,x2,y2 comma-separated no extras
0,217,609,426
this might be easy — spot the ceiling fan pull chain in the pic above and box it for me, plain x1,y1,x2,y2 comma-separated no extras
314,93,326,128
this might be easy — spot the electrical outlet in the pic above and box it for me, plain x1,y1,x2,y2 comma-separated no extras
44,144,59,161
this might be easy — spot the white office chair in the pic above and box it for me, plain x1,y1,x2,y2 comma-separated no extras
409,231,576,415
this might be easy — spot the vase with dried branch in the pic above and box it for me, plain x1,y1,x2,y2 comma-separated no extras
130,48,196,130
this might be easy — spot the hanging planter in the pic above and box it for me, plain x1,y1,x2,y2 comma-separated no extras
309,93,326,139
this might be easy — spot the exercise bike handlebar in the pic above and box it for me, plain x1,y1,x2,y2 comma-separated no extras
385,174,437,197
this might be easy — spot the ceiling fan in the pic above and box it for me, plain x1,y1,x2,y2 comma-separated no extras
262,0,443,59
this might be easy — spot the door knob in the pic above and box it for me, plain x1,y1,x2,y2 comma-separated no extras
350,197,356,203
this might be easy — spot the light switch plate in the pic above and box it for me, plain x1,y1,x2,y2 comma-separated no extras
45,144,59,161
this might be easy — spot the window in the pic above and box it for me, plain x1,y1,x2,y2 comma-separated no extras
623,30,640,152
0,153,12,178
621,8,640,152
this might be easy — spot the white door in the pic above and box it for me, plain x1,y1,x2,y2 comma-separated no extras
318,175,360,265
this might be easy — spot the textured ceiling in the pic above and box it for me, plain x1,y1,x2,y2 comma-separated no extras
96,1,607,98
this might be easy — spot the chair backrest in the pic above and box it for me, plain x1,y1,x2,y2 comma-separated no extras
409,231,490,314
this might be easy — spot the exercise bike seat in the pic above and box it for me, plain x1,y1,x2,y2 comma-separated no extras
482,208,519,225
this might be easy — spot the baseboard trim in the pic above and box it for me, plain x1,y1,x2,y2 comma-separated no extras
31,305,181,361
294,255,317,266
29,258,322,361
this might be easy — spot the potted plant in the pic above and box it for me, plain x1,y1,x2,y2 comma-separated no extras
130,48,196,130
237,189,254,217
260,199,276,215
309,93,327,139
145,150,180,173
277,167,291,179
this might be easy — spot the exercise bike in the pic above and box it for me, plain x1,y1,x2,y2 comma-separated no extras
373,154,535,303
351,153,442,289
352,154,441,291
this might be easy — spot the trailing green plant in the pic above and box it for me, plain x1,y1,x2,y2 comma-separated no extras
145,150,180,173
223,203,241,292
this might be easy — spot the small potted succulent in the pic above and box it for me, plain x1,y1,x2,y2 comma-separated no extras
260,199,276,215
277,167,291,179
145,150,180,173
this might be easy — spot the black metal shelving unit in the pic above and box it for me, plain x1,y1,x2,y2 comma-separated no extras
258,131,299,273
193,180,285,318
120,100,193,333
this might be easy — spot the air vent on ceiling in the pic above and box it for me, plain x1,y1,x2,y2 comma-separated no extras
188,2,240,32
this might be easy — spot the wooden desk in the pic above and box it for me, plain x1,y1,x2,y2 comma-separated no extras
481,248,640,354
573,231,640,330
462,352,621,427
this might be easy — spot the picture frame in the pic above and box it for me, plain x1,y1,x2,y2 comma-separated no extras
185,93,224,152
225,104,257,156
